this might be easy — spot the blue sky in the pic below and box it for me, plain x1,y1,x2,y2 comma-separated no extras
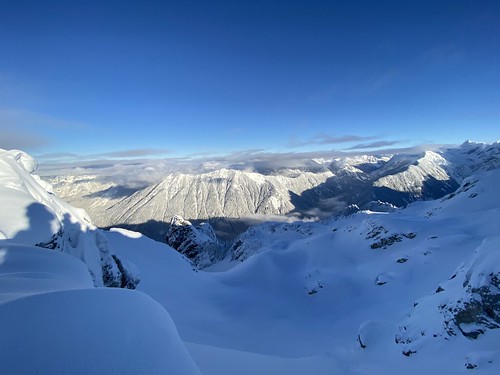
0,0,499,161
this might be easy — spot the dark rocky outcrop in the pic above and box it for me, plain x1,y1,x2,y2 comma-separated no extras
165,216,223,268
396,237,500,355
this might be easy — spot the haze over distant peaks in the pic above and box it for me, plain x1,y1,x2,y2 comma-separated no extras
45,141,499,241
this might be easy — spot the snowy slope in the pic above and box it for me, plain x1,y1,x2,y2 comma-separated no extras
0,245,201,375
0,149,137,287
108,167,500,374
3,146,499,374
0,148,201,375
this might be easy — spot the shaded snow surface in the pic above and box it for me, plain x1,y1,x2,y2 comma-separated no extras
0,149,201,375
0,243,201,375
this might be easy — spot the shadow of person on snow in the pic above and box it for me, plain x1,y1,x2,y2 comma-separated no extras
10,202,59,246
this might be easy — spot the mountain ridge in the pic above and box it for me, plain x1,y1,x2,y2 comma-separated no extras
44,141,499,241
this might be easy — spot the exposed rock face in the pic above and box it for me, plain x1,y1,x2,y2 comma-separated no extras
396,236,500,354
165,216,222,269
370,232,416,249
36,227,140,289
442,240,500,339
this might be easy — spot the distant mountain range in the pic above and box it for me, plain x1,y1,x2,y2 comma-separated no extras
45,141,499,241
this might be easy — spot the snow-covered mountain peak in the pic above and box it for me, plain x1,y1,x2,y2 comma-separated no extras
99,167,333,235
419,150,447,164
330,154,389,174
370,150,455,199
439,141,499,182
311,157,333,165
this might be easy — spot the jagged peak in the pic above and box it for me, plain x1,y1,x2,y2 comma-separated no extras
458,139,500,151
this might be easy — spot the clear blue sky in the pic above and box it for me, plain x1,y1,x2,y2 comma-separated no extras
0,0,499,161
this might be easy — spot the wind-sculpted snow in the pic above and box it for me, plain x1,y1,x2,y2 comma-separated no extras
0,244,201,375
0,149,201,375
0,148,137,287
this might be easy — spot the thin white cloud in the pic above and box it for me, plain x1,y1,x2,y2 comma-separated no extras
0,107,92,152
344,140,404,150
36,148,172,164
0,131,50,150
0,108,89,130
95,148,171,158
288,134,377,148
36,152,80,160
420,43,464,69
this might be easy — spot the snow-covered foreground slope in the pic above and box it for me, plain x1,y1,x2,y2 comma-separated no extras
107,168,500,374
0,245,201,375
0,149,201,375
